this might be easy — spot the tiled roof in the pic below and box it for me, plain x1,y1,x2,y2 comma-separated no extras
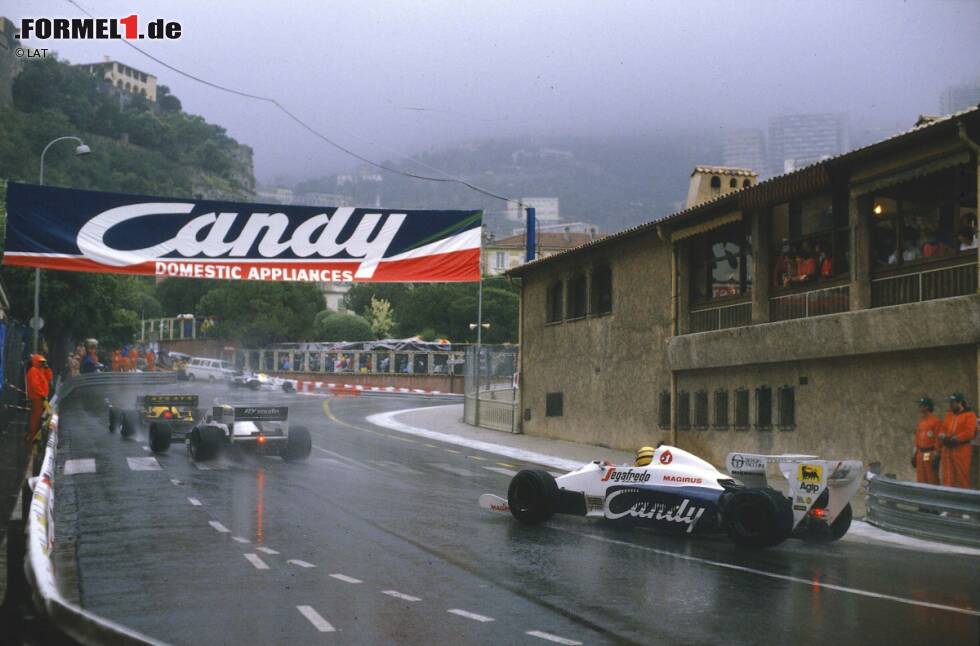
691,166,757,177
489,232,599,249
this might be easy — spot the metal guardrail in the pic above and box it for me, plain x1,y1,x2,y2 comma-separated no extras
865,475,980,547
870,260,977,308
688,301,752,333
22,373,173,645
770,284,850,322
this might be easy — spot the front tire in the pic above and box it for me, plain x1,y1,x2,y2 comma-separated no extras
723,488,793,548
108,408,118,433
149,423,172,453
507,469,559,525
120,410,140,438
283,426,312,462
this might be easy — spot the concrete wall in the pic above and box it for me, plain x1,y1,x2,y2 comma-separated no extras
521,230,674,449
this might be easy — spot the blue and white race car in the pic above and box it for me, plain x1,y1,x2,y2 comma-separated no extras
479,445,864,547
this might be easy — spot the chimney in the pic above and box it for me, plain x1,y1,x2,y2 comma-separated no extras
685,166,757,209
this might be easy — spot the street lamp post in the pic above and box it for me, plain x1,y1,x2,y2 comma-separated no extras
35,136,91,353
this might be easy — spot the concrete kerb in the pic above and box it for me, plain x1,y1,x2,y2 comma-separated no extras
369,404,980,557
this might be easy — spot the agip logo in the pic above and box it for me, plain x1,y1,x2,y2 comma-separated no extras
797,464,823,494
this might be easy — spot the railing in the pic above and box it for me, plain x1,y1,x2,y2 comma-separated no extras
770,284,850,322
236,349,467,377
464,386,518,433
688,301,752,333
866,475,980,547
140,316,209,342
871,261,977,308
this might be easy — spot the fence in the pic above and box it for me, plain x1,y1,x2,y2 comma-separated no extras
871,261,977,308
770,284,850,322
463,344,519,433
865,475,980,548
234,347,467,378
688,301,752,334
140,316,210,342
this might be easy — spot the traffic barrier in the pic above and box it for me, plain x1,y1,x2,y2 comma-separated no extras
866,475,980,548
23,373,169,645
286,377,460,399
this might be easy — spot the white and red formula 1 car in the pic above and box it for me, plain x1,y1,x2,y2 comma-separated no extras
479,445,863,547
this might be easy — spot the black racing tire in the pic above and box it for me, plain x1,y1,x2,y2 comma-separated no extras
723,487,794,548
283,426,312,462
208,375,215,383
507,469,559,525
282,381,296,393
148,422,172,453
248,381,261,391
120,410,140,438
189,427,221,461
108,407,118,433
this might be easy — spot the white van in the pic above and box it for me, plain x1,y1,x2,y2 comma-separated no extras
184,357,234,382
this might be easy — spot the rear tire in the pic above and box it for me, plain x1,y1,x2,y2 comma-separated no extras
120,410,140,438
149,423,172,453
283,426,312,462
108,408,118,433
507,469,559,524
189,427,221,461
282,381,295,393
723,488,793,548
248,381,261,391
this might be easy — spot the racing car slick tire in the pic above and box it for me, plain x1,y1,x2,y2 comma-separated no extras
108,407,118,433
283,425,312,462
148,422,172,453
120,410,140,438
723,487,793,548
507,470,559,525
189,427,221,461
248,381,260,391
282,381,296,393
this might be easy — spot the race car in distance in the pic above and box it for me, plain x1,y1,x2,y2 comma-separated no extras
108,394,202,453
186,404,311,462
479,445,863,547
229,371,296,393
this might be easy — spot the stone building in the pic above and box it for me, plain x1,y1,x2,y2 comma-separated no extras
77,56,158,101
484,231,599,276
509,107,980,481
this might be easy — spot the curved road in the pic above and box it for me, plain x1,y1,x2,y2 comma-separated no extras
51,383,980,645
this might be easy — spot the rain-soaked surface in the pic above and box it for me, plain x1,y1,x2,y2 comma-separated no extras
53,383,980,645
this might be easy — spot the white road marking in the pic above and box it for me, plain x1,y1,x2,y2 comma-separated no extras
370,460,423,475
429,463,476,477
232,536,250,544
187,497,202,506
256,546,279,555
193,462,228,471
141,445,150,452
288,559,316,568
447,609,494,622
208,520,230,533
578,532,980,617
313,457,353,469
483,466,518,477
170,478,183,486
527,630,582,645
297,605,335,633
63,458,96,475
313,446,386,473
243,553,269,570
467,455,488,461
367,407,579,471
126,457,161,471
329,573,362,583
382,590,421,602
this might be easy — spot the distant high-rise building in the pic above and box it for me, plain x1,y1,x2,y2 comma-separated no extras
768,113,848,176
722,129,767,178
940,83,980,115
505,197,560,223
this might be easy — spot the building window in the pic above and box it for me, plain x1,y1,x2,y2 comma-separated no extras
566,272,588,319
690,221,753,303
713,389,729,429
869,166,977,272
546,280,564,323
729,178,738,188
710,176,721,189
755,385,772,430
734,388,750,430
771,192,849,289
658,391,671,429
778,385,796,429
591,263,612,314
694,390,709,429
742,179,751,188
545,392,563,417
677,391,690,430
494,251,505,270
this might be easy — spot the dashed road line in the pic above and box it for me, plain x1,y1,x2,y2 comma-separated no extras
467,455,488,461
429,463,476,477
370,460,424,475
208,520,230,533
193,462,228,471
312,446,387,474
288,559,316,568
313,457,353,469
256,546,279,555
187,497,202,506
329,573,362,583
387,434,416,443
297,605,336,633
483,466,518,477
447,609,494,622
444,448,462,454
497,462,515,468
424,443,439,448
382,590,421,602
63,458,96,475
526,630,582,645
126,456,161,471
232,536,250,544
243,553,269,570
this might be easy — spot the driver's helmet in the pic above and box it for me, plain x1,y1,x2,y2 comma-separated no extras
635,446,655,467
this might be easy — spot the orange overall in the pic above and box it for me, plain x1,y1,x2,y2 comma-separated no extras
26,354,50,444
939,409,978,488
913,413,941,485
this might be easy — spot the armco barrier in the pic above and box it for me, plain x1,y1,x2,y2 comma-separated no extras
23,373,171,645
866,475,980,548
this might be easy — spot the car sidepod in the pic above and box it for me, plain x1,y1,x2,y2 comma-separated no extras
602,484,723,535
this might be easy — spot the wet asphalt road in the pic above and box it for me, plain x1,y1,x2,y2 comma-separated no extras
52,382,980,646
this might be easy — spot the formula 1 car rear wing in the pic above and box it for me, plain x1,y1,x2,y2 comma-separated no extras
211,405,289,422
139,394,199,409
725,452,864,527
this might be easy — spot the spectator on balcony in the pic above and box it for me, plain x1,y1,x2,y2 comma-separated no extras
902,238,922,262
794,244,818,283
80,340,103,374
773,241,790,288
921,233,953,258
816,241,833,279
146,350,156,372
958,225,978,252
938,393,977,489
911,397,941,485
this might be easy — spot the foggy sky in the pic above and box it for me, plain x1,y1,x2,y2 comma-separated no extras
9,0,980,187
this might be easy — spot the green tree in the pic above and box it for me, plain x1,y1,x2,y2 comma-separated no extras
367,296,396,338
314,311,374,342
195,282,324,347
